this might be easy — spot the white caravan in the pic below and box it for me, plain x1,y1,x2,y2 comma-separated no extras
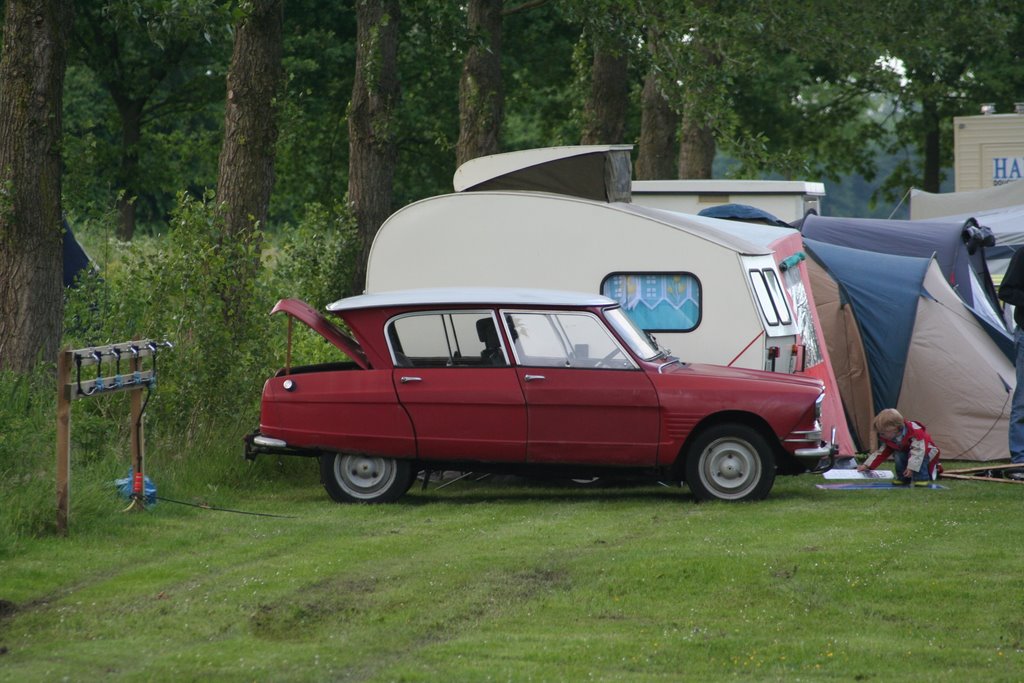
367,146,802,374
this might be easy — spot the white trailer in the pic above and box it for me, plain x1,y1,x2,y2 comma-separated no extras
631,179,825,223
366,190,800,374
953,105,1024,192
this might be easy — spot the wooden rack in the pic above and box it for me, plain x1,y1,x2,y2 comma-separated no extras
56,340,170,535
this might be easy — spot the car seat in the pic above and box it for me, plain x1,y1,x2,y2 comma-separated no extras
476,318,505,366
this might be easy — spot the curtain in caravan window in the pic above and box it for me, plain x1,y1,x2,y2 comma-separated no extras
601,273,701,332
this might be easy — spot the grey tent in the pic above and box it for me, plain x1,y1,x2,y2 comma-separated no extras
799,213,1011,359
914,204,1024,286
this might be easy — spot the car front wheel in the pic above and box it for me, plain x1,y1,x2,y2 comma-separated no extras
685,424,775,502
319,453,414,503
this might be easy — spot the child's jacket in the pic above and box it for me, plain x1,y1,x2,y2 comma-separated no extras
863,420,941,478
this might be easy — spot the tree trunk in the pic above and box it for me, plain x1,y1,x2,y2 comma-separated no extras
580,38,629,145
635,68,678,180
635,22,677,180
678,114,715,178
677,27,719,180
347,0,401,295
217,0,284,239
456,0,503,166
111,94,144,241
0,0,73,373
215,0,283,327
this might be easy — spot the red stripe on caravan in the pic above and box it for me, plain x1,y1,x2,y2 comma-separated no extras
728,331,765,367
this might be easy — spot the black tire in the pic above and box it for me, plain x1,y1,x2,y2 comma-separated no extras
685,423,775,502
319,453,414,503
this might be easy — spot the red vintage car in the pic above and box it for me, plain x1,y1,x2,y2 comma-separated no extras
245,288,835,503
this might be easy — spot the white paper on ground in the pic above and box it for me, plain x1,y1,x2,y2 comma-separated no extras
822,468,894,480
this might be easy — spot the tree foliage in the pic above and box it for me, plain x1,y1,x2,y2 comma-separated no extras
67,0,232,238
873,0,1024,198
46,0,1024,229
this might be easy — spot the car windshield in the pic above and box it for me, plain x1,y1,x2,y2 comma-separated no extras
604,307,663,361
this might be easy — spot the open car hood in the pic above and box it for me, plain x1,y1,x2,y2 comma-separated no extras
271,298,369,369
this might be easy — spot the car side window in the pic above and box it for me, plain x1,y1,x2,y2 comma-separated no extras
387,311,507,367
504,311,635,369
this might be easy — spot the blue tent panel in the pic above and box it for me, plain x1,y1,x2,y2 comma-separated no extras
804,239,931,412
697,203,790,227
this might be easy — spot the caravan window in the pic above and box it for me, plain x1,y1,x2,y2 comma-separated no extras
600,273,701,332
749,268,793,327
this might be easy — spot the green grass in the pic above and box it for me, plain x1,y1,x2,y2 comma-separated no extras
1,468,1023,682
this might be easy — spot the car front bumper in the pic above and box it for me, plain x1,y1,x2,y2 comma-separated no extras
792,427,839,473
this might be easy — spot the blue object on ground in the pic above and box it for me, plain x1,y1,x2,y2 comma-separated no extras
114,470,158,505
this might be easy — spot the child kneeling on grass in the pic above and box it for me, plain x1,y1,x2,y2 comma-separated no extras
857,408,942,486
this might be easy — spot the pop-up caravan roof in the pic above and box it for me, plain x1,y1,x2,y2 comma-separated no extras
453,144,634,202
910,181,1024,220
910,183,1024,285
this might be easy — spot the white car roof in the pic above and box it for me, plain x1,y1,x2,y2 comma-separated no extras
328,287,616,312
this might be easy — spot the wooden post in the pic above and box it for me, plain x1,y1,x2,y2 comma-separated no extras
56,348,72,536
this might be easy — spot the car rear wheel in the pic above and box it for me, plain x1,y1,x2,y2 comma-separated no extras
685,424,775,502
319,453,414,503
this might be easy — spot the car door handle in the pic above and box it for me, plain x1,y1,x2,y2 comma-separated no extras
399,376,422,383
524,374,546,382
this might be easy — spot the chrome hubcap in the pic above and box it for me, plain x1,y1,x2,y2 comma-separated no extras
335,454,396,499
700,438,760,498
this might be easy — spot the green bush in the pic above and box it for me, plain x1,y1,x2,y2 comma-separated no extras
0,195,363,542
0,366,60,542
269,200,361,308
64,191,275,434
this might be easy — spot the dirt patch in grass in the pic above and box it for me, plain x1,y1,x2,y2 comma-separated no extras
250,576,378,640
0,599,17,619
504,566,571,602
